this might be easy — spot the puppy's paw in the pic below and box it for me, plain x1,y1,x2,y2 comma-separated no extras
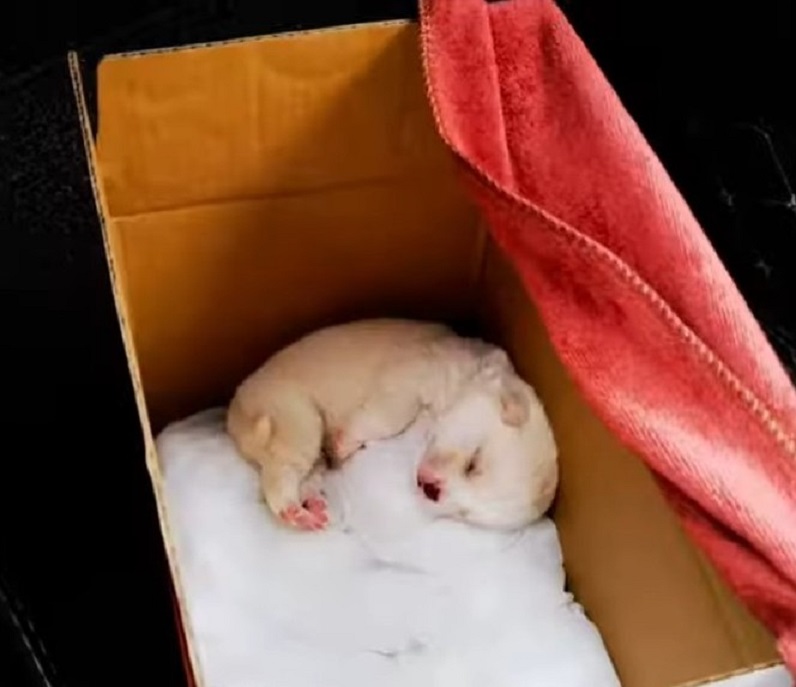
299,475,328,516
278,500,328,531
266,478,328,532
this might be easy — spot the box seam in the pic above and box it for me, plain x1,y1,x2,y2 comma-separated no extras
102,170,453,221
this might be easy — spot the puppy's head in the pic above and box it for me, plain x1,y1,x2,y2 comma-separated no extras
416,351,558,530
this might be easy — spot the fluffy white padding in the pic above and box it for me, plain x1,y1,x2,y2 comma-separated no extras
158,409,621,687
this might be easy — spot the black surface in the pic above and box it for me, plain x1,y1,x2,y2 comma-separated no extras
1,57,187,687
1,1,795,686
0,572,59,687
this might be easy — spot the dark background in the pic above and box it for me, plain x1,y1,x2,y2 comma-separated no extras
2,1,794,685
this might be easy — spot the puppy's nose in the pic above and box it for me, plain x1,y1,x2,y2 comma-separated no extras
421,480,441,502
417,466,443,503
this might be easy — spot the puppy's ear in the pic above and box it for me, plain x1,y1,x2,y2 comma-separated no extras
480,348,511,375
478,348,513,389
499,379,529,427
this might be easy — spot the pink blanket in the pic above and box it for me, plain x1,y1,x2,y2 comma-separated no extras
419,0,796,671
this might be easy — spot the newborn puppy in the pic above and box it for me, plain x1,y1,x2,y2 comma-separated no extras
227,318,557,531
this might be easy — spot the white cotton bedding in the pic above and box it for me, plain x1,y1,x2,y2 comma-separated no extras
156,408,619,687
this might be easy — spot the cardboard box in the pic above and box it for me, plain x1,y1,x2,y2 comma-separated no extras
69,20,781,687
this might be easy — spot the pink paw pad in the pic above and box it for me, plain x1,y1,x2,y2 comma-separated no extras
301,495,326,511
278,501,328,531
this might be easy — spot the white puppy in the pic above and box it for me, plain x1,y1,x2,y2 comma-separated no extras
227,319,558,531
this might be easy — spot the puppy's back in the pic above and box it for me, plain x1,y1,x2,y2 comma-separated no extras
232,319,453,418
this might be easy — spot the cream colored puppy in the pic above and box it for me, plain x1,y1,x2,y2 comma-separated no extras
227,319,558,531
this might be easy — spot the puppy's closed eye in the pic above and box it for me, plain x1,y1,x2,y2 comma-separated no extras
464,452,481,478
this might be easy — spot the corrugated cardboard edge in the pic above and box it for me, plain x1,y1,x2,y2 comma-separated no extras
103,18,413,61
67,51,206,687
673,660,785,687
